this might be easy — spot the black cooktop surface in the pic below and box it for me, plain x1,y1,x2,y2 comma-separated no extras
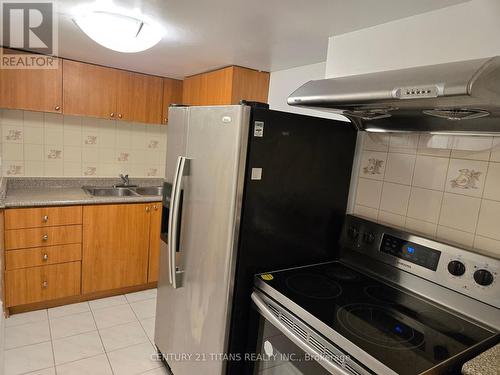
255,261,495,375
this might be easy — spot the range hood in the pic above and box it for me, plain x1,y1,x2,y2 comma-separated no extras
288,57,500,135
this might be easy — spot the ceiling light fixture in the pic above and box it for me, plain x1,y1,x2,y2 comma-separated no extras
72,2,164,53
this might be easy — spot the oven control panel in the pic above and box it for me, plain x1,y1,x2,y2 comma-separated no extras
380,234,441,271
341,215,500,309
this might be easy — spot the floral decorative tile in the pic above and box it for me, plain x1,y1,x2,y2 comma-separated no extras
83,166,97,176
146,168,158,177
47,149,63,160
118,152,130,162
148,140,159,149
363,158,384,176
445,159,487,198
5,128,23,142
450,169,482,189
6,164,24,175
84,135,98,145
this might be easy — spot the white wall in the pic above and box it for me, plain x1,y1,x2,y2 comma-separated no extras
326,0,500,78
268,62,348,121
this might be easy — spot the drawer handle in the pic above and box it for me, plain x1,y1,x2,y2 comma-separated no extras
42,234,48,241
42,281,48,288
42,253,49,261
43,215,49,222
146,206,150,212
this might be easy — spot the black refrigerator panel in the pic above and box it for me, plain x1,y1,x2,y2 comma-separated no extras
226,107,357,374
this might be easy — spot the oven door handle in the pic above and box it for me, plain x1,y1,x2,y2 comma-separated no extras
251,292,352,375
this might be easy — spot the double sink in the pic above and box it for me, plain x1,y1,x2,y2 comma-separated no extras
83,186,163,197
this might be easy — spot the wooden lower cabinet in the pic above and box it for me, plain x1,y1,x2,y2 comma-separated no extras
5,262,81,307
82,203,151,293
3,202,162,311
5,225,82,250
5,244,82,270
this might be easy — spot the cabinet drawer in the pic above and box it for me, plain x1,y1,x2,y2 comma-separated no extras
5,206,82,229
5,225,82,250
5,261,81,307
5,244,82,270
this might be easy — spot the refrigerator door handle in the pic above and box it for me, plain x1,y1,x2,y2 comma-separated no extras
167,156,182,285
251,292,352,375
169,156,189,289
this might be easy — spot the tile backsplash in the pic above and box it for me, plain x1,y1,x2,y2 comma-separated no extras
0,109,166,178
351,133,500,259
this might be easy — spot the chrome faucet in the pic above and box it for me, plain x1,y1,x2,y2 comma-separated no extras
120,174,130,186
114,174,137,188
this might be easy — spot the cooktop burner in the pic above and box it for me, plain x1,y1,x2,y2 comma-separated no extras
364,284,404,305
255,261,494,375
336,303,425,350
324,263,360,282
285,274,342,299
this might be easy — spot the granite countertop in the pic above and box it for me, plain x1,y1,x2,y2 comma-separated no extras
462,343,500,375
0,177,163,208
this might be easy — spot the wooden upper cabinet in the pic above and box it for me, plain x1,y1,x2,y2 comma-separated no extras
117,71,163,124
231,66,270,104
182,67,233,106
162,78,183,124
0,48,63,113
182,66,269,106
63,60,118,119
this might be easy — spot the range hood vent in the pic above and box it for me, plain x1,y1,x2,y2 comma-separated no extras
288,57,500,135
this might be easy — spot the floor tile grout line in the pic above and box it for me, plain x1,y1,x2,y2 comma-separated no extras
46,308,58,375
88,300,116,375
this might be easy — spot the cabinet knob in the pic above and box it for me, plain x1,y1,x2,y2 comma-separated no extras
42,281,48,288
55,105,61,111
164,118,167,123
42,234,48,241
42,253,49,261
110,112,115,117
43,215,49,222
153,205,158,210
146,206,151,212
118,113,123,119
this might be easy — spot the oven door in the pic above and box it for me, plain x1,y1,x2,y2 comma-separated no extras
251,292,357,375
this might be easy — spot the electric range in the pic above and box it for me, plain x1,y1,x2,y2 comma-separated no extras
252,215,500,375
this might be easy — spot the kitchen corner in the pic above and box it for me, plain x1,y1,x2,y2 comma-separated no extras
0,176,164,316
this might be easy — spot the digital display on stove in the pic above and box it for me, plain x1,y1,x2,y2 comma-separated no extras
380,234,441,271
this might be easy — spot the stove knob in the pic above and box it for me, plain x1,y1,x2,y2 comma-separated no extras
447,260,466,276
473,269,494,286
363,232,375,244
348,226,359,240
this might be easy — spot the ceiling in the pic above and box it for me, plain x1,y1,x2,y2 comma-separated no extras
55,0,468,78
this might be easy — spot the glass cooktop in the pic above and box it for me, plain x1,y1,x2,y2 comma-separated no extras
255,261,495,375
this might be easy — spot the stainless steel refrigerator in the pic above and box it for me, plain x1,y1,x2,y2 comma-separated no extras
155,103,357,375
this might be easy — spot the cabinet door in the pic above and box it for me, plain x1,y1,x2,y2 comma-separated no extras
182,67,233,105
0,48,62,113
117,71,163,124
82,203,150,293
63,60,118,119
231,66,270,104
5,262,81,307
161,78,183,124
148,204,162,282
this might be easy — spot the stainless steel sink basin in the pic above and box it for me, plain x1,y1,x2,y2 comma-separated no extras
134,186,163,196
83,186,139,197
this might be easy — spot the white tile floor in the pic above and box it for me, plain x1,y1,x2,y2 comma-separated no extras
3,289,167,375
